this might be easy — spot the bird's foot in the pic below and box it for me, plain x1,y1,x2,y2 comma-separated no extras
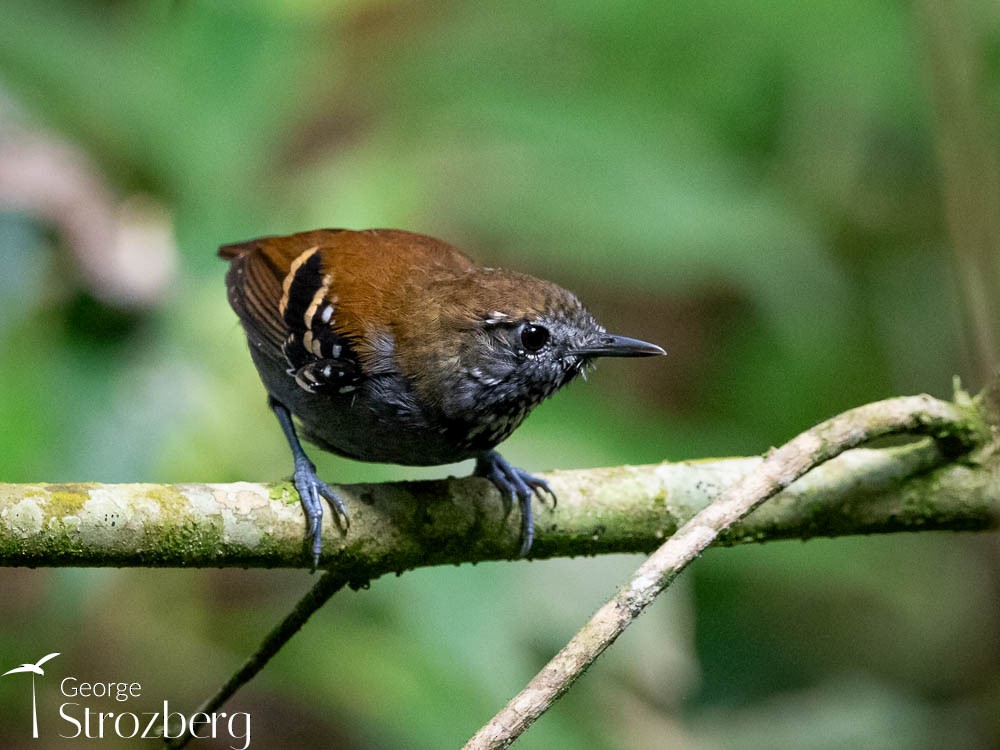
475,451,556,557
292,457,350,571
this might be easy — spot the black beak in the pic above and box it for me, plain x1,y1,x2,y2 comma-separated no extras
572,334,666,358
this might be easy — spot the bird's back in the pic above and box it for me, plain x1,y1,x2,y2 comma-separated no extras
219,228,476,368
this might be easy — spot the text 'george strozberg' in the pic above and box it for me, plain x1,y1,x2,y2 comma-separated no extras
58,677,251,749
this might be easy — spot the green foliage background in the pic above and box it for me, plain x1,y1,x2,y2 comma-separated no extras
0,2,997,748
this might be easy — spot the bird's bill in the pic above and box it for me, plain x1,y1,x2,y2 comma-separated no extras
572,334,666,358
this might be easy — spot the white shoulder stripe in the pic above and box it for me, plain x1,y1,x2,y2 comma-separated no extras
278,246,320,317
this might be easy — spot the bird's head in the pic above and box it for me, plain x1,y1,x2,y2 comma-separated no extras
397,268,664,448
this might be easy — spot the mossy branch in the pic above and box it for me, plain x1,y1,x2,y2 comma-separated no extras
0,397,997,577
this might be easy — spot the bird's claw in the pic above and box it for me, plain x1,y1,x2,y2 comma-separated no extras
475,451,556,557
292,458,350,571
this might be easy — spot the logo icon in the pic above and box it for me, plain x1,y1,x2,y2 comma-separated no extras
3,653,60,738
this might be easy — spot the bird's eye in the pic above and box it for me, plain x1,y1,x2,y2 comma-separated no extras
520,324,550,352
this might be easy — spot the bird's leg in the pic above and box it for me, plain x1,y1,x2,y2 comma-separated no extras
268,396,350,570
475,451,556,558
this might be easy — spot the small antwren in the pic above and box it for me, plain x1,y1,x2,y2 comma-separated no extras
220,229,664,567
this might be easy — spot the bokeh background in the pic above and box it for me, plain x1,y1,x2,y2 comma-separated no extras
1,2,999,748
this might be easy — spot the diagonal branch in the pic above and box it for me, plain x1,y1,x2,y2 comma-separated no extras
463,392,992,749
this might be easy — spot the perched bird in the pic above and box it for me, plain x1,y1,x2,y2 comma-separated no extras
220,229,664,567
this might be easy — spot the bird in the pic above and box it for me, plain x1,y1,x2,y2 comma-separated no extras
2,652,60,677
219,229,665,568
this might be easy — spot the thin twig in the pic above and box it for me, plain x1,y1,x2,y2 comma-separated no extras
162,571,347,750
463,393,984,749
916,0,1000,380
